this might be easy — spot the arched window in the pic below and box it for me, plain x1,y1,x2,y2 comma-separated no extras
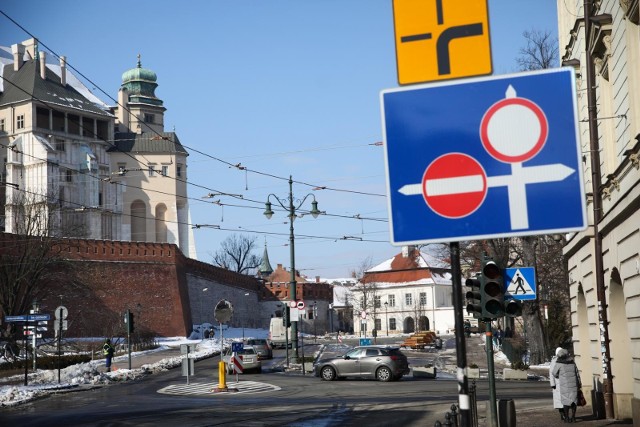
155,203,167,242
131,200,146,241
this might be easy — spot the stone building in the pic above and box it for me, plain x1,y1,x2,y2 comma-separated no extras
557,1,640,422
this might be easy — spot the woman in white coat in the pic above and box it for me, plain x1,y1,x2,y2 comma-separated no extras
551,348,582,423
550,347,565,421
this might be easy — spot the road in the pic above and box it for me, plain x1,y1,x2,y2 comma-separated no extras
0,338,554,426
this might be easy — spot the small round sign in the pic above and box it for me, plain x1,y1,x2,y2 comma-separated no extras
288,300,297,308
422,153,487,218
55,305,68,320
480,96,548,163
297,300,305,309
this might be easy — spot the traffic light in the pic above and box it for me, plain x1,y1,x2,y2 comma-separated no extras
481,260,505,319
465,275,482,318
124,310,135,333
504,298,523,317
283,306,291,327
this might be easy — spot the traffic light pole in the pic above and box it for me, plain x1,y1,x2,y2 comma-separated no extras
485,321,498,427
450,242,471,427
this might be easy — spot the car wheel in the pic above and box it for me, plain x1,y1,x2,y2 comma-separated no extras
320,366,336,381
376,366,393,382
256,367,262,374
393,374,403,381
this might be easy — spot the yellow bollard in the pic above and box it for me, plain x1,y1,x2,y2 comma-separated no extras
218,361,227,390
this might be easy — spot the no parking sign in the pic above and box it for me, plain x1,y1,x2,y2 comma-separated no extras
381,68,587,244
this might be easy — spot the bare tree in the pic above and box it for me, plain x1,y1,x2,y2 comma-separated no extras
0,190,74,344
516,29,559,71
212,234,260,274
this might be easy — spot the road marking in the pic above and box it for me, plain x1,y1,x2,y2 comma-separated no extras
157,380,281,396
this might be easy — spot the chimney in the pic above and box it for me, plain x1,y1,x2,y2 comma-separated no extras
59,56,66,86
315,276,320,283
11,43,25,71
39,51,46,80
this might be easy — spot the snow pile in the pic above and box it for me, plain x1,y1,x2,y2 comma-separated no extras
0,327,267,407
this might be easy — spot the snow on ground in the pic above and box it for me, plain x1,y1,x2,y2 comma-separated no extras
0,327,267,407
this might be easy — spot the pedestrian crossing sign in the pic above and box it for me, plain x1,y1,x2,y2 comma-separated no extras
504,267,536,300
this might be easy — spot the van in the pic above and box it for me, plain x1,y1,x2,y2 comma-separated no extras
268,317,292,349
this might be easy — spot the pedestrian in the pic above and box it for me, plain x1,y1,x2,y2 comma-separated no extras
496,326,504,350
550,347,566,421
103,338,115,372
551,348,582,423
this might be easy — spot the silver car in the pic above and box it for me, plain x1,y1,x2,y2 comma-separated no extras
246,338,273,360
313,345,410,382
222,345,262,374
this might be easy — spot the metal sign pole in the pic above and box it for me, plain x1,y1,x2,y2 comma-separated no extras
58,308,63,383
24,317,28,386
486,321,498,427
450,242,471,427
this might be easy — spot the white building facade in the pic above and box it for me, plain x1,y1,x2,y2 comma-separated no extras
353,247,455,337
558,1,640,422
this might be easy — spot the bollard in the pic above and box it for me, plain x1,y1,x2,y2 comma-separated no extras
443,412,453,427
217,361,227,390
450,404,459,427
434,422,442,427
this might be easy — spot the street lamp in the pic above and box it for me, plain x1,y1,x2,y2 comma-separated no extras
264,175,320,359
384,301,389,336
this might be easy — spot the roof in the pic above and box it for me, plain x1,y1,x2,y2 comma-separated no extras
110,132,188,155
0,60,112,117
362,248,452,286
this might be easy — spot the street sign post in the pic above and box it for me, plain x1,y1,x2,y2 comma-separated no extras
381,68,587,245
392,0,492,85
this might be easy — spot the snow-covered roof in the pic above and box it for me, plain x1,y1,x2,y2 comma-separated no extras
368,250,449,272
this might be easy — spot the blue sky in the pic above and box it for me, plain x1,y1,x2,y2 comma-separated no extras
0,1,559,278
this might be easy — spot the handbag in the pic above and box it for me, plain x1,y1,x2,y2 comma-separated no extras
577,389,587,407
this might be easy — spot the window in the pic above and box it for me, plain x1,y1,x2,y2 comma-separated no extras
375,318,382,331
148,164,156,177
16,115,25,129
176,164,182,177
161,165,168,176
66,170,72,182
0,118,4,131
405,293,413,306
118,164,126,175
420,292,427,306
56,139,65,152
144,114,155,123
374,296,381,308
389,318,397,330
388,294,395,307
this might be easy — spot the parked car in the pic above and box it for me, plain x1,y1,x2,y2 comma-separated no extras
246,338,272,359
313,345,410,382
222,345,262,374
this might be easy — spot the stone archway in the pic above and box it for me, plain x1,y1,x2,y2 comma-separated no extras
418,316,430,331
608,268,633,398
404,317,415,333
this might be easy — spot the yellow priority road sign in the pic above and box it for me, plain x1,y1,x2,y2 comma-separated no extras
392,0,492,85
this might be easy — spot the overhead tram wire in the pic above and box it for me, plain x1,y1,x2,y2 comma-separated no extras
0,11,388,242
1,10,386,199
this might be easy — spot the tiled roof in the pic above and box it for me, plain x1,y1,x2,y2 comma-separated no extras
0,60,112,117
110,132,188,155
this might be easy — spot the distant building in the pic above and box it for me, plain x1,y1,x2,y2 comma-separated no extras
0,39,120,238
0,39,195,257
354,246,455,336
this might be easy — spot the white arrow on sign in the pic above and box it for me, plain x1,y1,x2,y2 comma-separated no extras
399,162,575,230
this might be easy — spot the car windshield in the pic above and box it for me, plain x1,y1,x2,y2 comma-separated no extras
247,339,266,345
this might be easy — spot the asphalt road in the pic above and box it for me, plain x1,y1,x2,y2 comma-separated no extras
0,339,557,427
